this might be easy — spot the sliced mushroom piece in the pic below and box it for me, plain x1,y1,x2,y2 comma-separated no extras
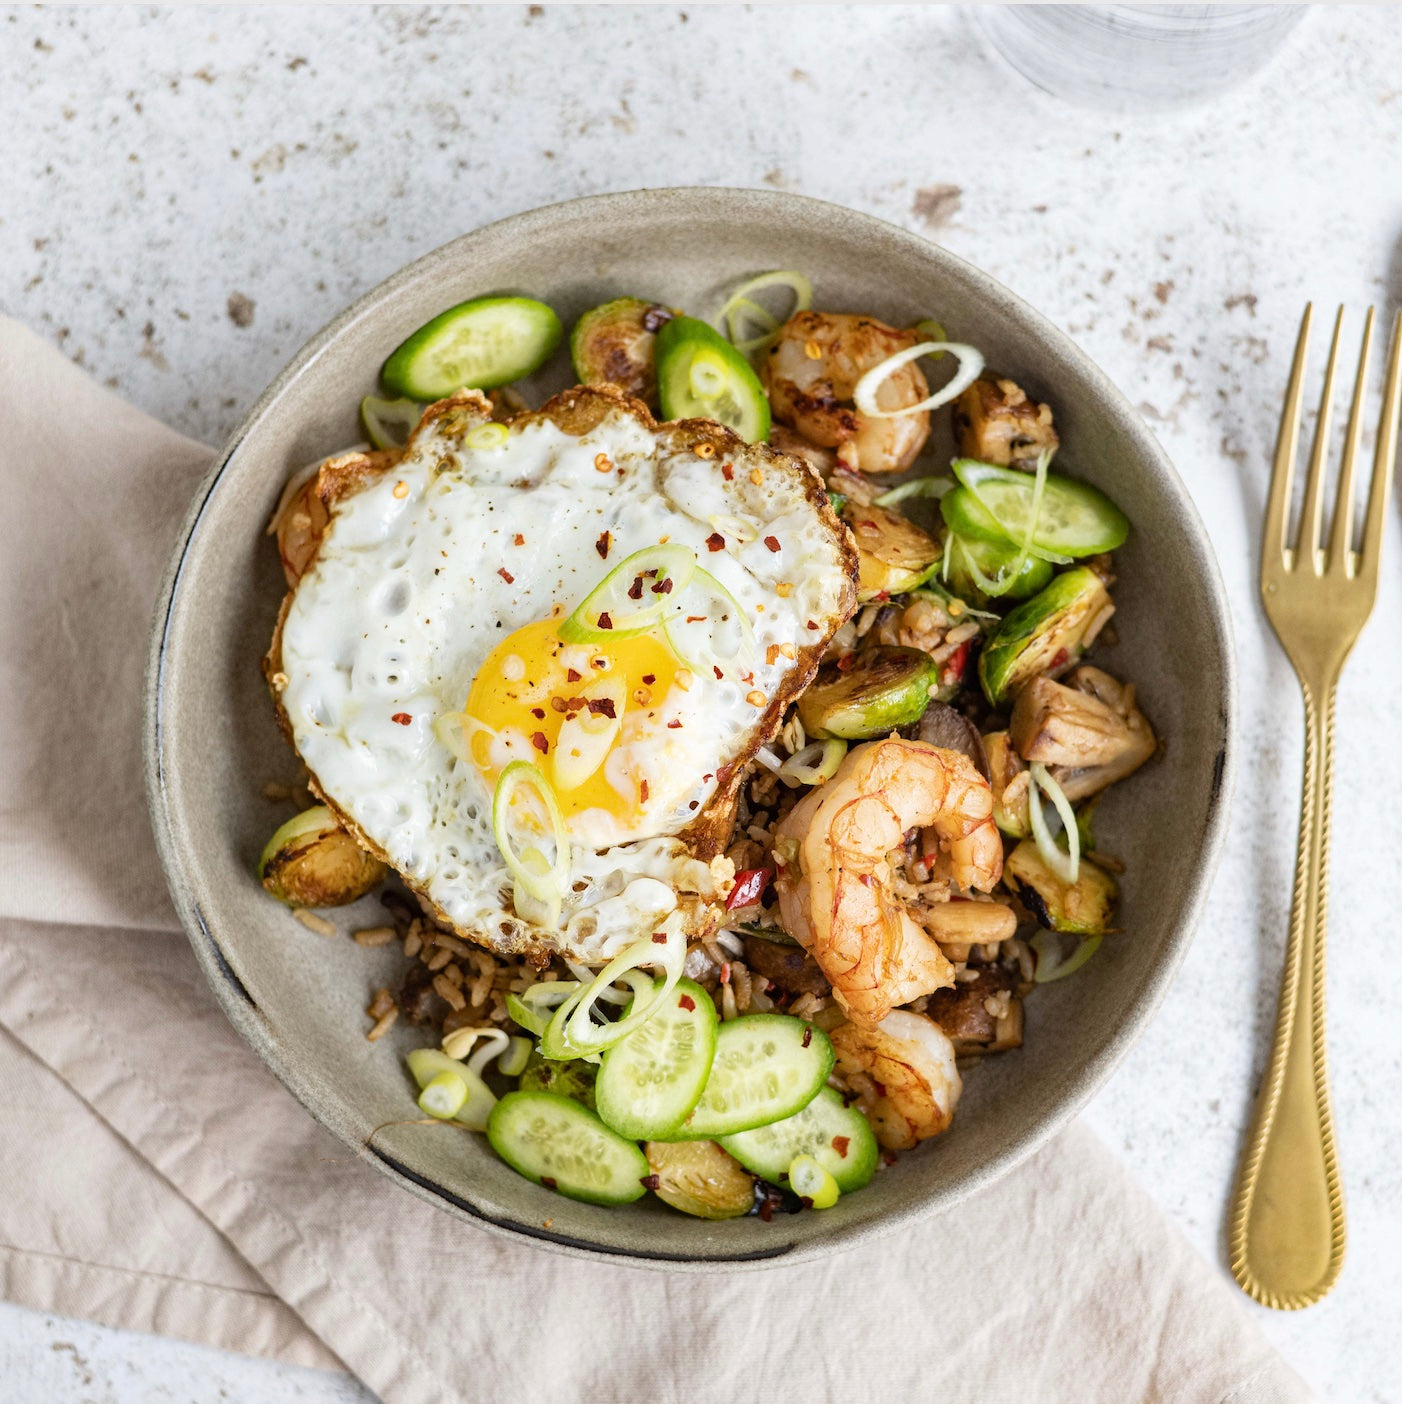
925,965,1024,1054
742,933,832,998
951,376,1059,471
913,702,988,778
1009,667,1156,801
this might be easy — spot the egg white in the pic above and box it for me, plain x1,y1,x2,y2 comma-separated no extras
276,398,852,961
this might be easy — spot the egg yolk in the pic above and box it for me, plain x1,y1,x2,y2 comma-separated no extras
463,616,682,824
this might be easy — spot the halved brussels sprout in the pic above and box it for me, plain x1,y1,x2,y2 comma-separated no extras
518,1052,598,1109
797,646,939,740
570,297,675,405
643,1138,756,1220
1004,839,1118,935
258,805,388,907
984,731,1031,838
977,567,1114,708
841,500,941,601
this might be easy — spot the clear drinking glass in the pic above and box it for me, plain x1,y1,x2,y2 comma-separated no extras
975,5,1309,114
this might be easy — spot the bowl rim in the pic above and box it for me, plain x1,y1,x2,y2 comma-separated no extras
145,185,1237,1270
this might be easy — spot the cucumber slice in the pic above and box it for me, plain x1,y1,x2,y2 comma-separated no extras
655,316,771,442
676,1014,833,1140
721,1086,878,1193
952,459,1129,558
486,1090,649,1205
595,979,718,1140
382,295,563,399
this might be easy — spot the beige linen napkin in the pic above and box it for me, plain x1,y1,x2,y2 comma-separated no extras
0,315,1309,1404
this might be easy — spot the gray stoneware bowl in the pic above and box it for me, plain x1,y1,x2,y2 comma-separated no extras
146,187,1234,1267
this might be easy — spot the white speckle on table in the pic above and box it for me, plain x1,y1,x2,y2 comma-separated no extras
3,5,1401,1402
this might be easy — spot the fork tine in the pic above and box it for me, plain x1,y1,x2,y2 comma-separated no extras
1360,308,1402,571
1297,307,1345,573
1263,304,1312,574
1326,308,1374,574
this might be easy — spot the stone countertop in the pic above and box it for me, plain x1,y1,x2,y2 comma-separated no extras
3,5,1399,1401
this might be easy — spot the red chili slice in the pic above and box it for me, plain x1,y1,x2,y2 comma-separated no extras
725,867,771,910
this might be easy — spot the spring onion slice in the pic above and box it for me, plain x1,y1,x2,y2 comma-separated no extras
418,1071,468,1119
506,983,577,1037
1028,762,1080,884
716,270,813,354
778,738,847,789
558,544,698,644
360,395,423,450
498,1035,532,1077
492,762,570,908
1003,448,1053,584
954,535,1013,597
853,341,985,420
1031,930,1104,984
540,930,686,1060
913,319,949,358
911,583,1000,622
662,565,756,673
434,711,497,766
464,421,510,451
873,475,954,507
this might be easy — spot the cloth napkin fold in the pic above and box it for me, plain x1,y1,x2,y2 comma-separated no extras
0,316,1309,1404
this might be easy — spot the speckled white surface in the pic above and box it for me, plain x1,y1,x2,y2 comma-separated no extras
3,5,1401,1402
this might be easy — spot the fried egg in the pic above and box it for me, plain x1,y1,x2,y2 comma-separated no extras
271,388,857,962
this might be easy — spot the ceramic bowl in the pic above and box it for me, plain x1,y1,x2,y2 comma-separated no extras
146,187,1234,1267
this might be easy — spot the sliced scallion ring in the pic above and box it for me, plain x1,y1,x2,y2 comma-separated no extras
558,543,698,644
1028,761,1080,884
852,341,985,420
492,761,570,909
464,421,510,451
913,319,949,357
506,983,578,1037
662,565,756,673
716,270,813,355
540,930,687,1060
1031,929,1104,983
360,395,424,450
778,738,848,789
873,475,954,508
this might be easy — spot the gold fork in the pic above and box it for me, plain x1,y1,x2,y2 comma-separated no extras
1229,305,1402,1309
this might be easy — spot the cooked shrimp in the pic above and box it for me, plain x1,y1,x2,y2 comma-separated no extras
773,738,1002,1025
829,1010,962,1149
762,311,930,473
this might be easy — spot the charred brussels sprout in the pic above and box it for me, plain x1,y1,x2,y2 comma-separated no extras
518,1053,598,1110
797,646,940,740
569,297,675,405
643,1138,756,1220
984,730,1031,838
977,567,1114,708
841,500,941,601
1004,840,1118,935
258,805,387,907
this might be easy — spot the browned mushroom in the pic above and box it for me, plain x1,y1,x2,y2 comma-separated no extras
926,966,1024,1053
952,376,1059,471
1009,666,1156,801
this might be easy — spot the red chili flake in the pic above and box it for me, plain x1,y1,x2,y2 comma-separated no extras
595,531,611,559
652,932,668,944
720,961,731,985
836,654,855,672
806,620,819,631
881,1150,900,1167
391,712,412,726
640,779,650,803
642,673,656,685
832,1136,851,1159
702,773,713,782
688,800,699,810
678,993,696,1011
651,577,673,595
640,1174,661,1191
713,665,724,680
686,614,706,623
597,611,613,630
540,1176,557,1189
763,535,780,553
721,463,734,481
497,567,515,584
801,1027,813,1048
565,696,587,712
566,668,582,682
1049,646,1070,670
586,697,617,719
627,576,645,601
531,732,549,754
550,696,568,713
943,641,972,683
666,720,683,729
799,1196,815,1209
513,533,525,546
758,1196,775,1223
530,707,545,720
725,867,771,911
741,671,754,684
705,532,725,552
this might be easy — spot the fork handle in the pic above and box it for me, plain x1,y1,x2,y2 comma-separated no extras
1229,678,1346,1308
